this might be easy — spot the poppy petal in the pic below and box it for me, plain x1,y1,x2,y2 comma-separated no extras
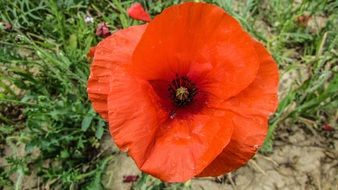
107,66,168,172
127,3,151,22
87,25,146,120
87,46,96,59
140,111,234,182
132,2,260,100
198,41,279,176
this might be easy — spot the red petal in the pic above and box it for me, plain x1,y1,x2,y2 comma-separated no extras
107,65,167,173
198,41,279,176
140,111,234,182
127,3,151,22
87,46,96,59
131,2,259,101
87,25,146,120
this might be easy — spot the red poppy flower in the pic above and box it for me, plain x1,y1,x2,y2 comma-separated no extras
87,2,279,182
127,2,151,22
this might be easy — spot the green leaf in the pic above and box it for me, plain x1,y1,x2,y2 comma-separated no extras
95,125,104,139
85,156,113,190
81,115,93,131
60,150,70,158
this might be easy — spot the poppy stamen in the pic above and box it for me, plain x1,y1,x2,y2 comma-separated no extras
168,75,197,107
176,87,189,101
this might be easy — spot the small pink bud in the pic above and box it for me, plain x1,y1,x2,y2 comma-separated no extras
1,21,12,31
5,23,12,30
95,22,111,38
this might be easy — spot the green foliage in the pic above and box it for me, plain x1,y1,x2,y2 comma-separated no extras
0,0,337,189
0,0,110,188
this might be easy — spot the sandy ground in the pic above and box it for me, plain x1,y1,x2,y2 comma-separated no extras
191,126,338,190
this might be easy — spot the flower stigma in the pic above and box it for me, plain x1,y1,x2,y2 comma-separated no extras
176,87,189,101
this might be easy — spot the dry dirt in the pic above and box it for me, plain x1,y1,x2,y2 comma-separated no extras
191,126,338,190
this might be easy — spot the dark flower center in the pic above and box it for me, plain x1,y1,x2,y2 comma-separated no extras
168,75,197,107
